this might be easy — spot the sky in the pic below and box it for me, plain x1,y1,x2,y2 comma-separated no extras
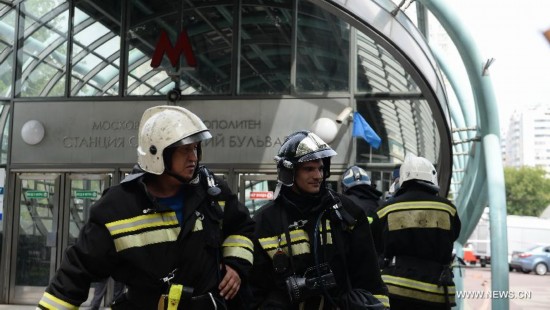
441,0,550,131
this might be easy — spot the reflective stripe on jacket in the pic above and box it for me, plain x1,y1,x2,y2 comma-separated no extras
250,188,390,309
38,173,254,310
376,182,461,307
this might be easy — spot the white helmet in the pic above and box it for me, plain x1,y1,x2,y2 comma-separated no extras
137,105,211,174
399,154,438,187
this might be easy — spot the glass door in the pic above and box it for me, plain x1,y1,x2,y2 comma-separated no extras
63,173,111,249
10,172,112,304
11,173,61,304
63,173,112,307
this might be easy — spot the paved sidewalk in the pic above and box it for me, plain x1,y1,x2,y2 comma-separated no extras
461,266,550,310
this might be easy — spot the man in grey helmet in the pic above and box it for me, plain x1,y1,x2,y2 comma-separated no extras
250,130,389,309
340,165,383,226
37,105,255,310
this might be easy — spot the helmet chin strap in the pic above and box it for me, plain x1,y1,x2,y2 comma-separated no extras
165,166,221,196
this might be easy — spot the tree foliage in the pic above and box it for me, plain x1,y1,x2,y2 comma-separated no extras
504,166,550,216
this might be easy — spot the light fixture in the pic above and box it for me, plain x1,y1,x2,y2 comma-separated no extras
21,120,45,145
311,118,338,144
336,106,353,124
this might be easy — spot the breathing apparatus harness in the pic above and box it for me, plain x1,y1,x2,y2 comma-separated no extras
273,188,357,307
157,166,224,310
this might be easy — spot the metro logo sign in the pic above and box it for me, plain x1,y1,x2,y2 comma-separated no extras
150,30,197,68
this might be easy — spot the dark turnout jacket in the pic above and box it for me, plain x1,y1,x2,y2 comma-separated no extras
343,186,382,219
250,186,389,309
38,170,255,310
376,181,461,308
343,185,384,255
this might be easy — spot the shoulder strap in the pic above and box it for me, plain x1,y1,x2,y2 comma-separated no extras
327,190,357,230
166,167,226,286
324,190,358,291
330,216,353,291
196,166,224,222
280,208,297,274
197,165,221,197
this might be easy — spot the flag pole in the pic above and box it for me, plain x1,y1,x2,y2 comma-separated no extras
369,145,372,162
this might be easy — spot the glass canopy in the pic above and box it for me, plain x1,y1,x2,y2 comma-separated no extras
0,0,449,192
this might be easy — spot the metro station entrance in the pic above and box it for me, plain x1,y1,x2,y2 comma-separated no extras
4,166,394,305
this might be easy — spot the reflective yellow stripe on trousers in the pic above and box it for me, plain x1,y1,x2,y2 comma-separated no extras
382,274,456,304
38,292,78,310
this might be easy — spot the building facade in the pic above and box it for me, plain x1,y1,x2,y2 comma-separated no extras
0,0,453,305
504,104,550,174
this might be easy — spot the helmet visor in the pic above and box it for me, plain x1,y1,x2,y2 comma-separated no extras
298,149,337,163
167,130,212,148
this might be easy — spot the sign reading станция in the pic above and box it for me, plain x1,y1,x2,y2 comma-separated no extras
11,98,350,166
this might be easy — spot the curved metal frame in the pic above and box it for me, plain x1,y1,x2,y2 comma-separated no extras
418,1,509,309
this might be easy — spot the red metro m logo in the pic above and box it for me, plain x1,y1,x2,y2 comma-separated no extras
150,30,197,68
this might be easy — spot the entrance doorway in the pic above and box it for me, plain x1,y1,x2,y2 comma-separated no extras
9,172,113,304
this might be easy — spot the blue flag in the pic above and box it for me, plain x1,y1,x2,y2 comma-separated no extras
352,112,381,149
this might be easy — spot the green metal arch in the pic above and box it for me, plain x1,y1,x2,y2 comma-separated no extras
418,1,509,309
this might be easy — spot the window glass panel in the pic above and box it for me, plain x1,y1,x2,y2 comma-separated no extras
239,0,292,94
0,103,9,164
128,0,234,96
16,175,57,286
355,99,439,165
18,0,69,97
296,1,349,93
71,1,121,96
0,5,15,98
0,167,4,264
356,31,420,94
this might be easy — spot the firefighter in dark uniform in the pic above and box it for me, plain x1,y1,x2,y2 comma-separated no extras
250,131,389,309
376,154,461,310
340,165,384,258
37,106,255,310
341,166,383,224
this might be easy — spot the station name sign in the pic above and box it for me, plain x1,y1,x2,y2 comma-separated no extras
13,99,348,165
60,119,285,150
62,120,139,149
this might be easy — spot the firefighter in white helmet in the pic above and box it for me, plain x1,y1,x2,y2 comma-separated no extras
38,105,255,310
376,154,461,310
